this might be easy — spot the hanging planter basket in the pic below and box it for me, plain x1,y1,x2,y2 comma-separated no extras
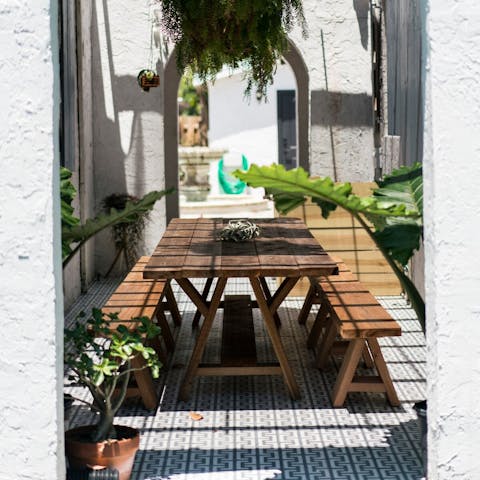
137,69,160,92
159,0,307,99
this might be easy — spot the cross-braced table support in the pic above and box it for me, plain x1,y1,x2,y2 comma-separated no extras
143,218,338,402
176,276,300,402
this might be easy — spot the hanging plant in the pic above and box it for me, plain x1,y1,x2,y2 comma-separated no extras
137,8,161,92
137,68,160,91
159,0,307,99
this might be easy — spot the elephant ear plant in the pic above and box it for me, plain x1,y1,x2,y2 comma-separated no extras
234,163,425,332
61,167,172,269
64,308,162,443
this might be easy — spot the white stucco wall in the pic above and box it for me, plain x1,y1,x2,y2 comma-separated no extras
424,0,480,477
0,1,64,479
208,64,296,168
290,0,374,180
86,0,373,277
208,0,374,182
92,0,166,275
208,64,296,195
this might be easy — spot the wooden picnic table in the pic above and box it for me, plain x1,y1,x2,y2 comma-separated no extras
143,217,338,401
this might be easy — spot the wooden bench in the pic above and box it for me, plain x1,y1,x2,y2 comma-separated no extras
101,256,182,409
300,257,401,407
195,294,282,378
221,295,257,368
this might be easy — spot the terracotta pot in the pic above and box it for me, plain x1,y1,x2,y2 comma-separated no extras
65,425,140,480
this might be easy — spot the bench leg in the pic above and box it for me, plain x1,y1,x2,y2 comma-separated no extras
298,284,316,325
250,276,300,400
315,316,337,369
362,343,375,368
147,335,167,364
307,301,328,349
331,338,365,407
164,280,182,326
367,338,400,406
131,356,158,410
155,309,175,352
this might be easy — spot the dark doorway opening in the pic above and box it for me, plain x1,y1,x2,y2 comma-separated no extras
277,90,297,169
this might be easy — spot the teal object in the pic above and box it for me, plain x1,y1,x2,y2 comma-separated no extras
218,154,248,194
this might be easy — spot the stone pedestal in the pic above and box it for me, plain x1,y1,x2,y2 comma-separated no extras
179,147,227,202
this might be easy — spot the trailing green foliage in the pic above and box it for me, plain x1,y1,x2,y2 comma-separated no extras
178,72,203,116
159,0,306,99
64,309,162,442
234,163,425,331
60,168,171,268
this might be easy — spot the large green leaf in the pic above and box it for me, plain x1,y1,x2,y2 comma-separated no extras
373,224,421,266
60,168,80,254
375,163,423,213
62,189,172,267
234,164,420,219
264,188,306,214
235,163,425,331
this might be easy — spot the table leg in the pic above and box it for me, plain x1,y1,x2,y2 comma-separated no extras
164,280,182,326
259,277,281,327
298,283,316,325
268,277,299,314
250,276,300,400
177,277,227,401
192,277,213,328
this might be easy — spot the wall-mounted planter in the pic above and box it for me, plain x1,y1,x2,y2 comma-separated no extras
137,69,160,92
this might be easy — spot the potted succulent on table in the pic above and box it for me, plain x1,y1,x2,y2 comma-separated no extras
64,308,162,480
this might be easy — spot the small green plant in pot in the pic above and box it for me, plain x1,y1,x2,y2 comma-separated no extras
64,308,162,480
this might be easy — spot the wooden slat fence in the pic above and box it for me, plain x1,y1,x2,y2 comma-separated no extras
280,182,401,297
384,0,424,168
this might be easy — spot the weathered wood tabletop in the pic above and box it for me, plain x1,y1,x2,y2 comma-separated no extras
144,217,338,401
143,217,339,279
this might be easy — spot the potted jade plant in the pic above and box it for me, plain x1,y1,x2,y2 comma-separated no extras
64,308,162,480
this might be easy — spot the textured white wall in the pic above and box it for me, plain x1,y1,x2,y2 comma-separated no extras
210,0,374,182
0,1,65,479
290,0,374,180
424,0,480,477
208,64,296,195
91,0,166,274
209,64,296,168
87,0,374,275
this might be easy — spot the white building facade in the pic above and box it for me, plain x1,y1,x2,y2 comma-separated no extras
2,0,480,478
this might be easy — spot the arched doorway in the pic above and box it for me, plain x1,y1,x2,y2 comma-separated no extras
163,39,309,221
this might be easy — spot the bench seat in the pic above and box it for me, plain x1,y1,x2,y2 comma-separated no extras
101,256,182,409
302,256,401,407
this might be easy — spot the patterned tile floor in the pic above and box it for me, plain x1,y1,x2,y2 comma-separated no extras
65,278,426,480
